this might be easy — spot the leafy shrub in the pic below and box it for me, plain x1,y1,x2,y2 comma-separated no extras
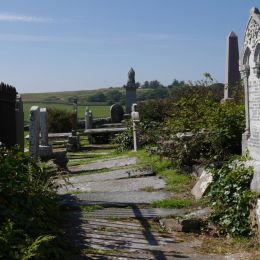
47,107,72,133
144,91,245,165
0,146,64,259
208,156,257,237
114,122,133,151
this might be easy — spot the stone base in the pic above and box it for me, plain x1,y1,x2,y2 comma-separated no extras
221,97,234,104
66,135,80,152
39,145,52,159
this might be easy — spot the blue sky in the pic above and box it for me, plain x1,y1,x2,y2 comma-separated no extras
0,0,259,93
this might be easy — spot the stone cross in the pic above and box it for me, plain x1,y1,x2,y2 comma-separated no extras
15,94,24,151
39,108,52,158
223,31,240,100
131,103,140,152
125,68,138,114
29,106,40,159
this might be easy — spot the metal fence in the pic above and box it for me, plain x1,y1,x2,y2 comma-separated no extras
0,83,17,147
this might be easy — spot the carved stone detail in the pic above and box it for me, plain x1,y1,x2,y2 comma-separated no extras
245,18,260,49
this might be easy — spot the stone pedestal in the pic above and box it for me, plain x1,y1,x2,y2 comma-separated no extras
39,145,53,159
67,135,80,152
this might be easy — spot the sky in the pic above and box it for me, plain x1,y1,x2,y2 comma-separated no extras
0,0,259,93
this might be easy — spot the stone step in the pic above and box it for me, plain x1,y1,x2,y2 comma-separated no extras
80,207,190,219
57,168,153,185
58,176,165,194
60,191,170,206
69,157,138,173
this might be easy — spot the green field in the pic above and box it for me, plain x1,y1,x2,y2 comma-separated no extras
23,102,110,123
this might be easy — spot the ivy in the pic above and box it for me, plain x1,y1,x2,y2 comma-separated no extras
208,156,258,237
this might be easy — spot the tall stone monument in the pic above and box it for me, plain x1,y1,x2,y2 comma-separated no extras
124,68,138,114
240,7,260,160
223,31,240,100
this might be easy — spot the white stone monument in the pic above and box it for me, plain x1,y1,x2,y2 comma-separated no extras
131,103,140,152
39,108,52,158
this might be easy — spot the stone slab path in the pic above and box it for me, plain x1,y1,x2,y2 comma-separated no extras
61,191,170,206
60,153,246,259
69,157,138,173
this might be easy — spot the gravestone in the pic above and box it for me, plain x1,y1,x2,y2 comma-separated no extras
110,104,124,123
223,31,240,101
131,103,140,151
29,106,40,159
241,7,260,237
240,7,260,160
39,108,52,158
124,68,138,114
15,94,24,150
67,98,80,152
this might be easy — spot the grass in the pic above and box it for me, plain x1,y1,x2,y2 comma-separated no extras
23,102,110,123
152,198,195,209
80,205,103,212
83,246,125,256
126,149,192,193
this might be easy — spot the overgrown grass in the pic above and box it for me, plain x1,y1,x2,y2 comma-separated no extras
152,198,195,208
23,102,110,123
80,205,104,212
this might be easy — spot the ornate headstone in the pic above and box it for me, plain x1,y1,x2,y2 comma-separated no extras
29,106,40,159
39,108,52,158
110,104,124,123
223,31,240,101
124,68,138,114
240,7,260,160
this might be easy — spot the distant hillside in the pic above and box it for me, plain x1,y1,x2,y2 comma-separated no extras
21,87,167,106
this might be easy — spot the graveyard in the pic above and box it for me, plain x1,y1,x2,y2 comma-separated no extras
2,2,260,260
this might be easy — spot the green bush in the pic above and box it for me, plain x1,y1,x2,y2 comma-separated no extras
0,147,64,259
114,122,133,151
208,156,257,237
143,90,245,165
47,107,72,133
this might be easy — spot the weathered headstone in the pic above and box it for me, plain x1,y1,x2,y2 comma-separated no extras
131,103,140,152
191,168,213,200
110,104,124,123
240,7,260,159
39,108,52,158
15,94,24,150
124,68,138,114
223,31,240,101
29,106,40,159
67,98,80,152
